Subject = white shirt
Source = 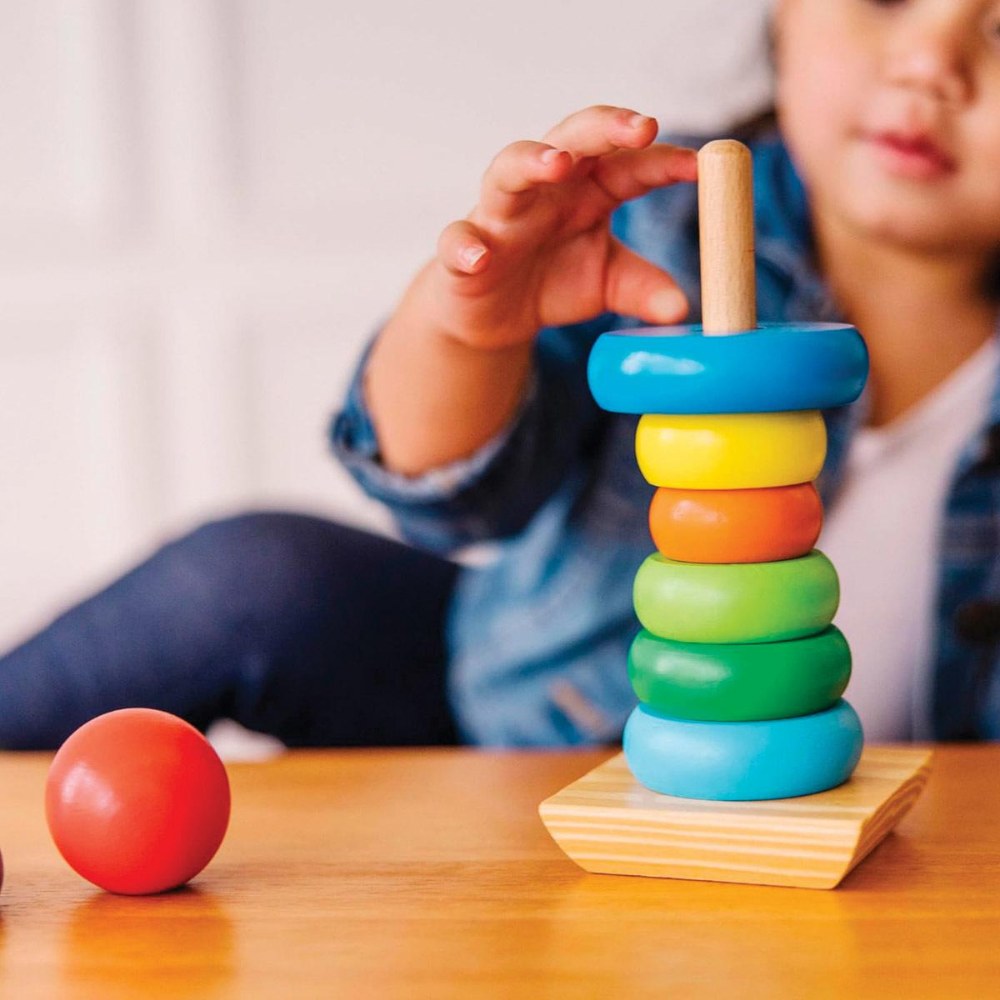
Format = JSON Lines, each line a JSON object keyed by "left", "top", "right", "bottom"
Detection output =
{"left": 819, "top": 338, "right": 999, "bottom": 741}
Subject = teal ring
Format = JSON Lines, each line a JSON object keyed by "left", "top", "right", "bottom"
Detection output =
{"left": 623, "top": 700, "right": 864, "bottom": 801}
{"left": 587, "top": 321, "right": 868, "bottom": 414}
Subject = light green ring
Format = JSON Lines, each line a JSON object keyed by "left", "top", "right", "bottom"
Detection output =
{"left": 633, "top": 550, "right": 840, "bottom": 644}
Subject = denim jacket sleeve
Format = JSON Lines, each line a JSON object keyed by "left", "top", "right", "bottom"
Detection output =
{"left": 329, "top": 313, "right": 619, "bottom": 553}
{"left": 328, "top": 149, "right": 708, "bottom": 554}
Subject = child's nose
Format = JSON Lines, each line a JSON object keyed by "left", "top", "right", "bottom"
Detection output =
{"left": 880, "top": 15, "right": 972, "bottom": 106}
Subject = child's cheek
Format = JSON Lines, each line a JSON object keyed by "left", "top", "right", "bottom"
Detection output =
{"left": 774, "top": 4, "right": 870, "bottom": 157}
{"left": 777, "top": 43, "right": 866, "bottom": 186}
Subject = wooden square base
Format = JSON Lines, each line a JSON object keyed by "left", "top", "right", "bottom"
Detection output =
{"left": 539, "top": 746, "right": 932, "bottom": 889}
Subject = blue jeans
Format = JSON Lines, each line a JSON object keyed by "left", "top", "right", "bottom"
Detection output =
{"left": 0, "top": 513, "right": 460, "bottom": 749}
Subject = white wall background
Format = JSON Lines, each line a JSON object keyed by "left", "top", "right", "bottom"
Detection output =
{"left": 0, "top": 0, "right": 772, "bottom": 651}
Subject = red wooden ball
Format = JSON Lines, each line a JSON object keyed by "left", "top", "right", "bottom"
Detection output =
{"left": 45, "top": 709, "right": 231, "bottom": 895}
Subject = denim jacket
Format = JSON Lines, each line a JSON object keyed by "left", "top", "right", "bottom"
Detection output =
{"left": 332, "top": 131, "right": 1000, "bottom": 746}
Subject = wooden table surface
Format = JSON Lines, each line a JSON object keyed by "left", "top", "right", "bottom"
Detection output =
{"left": 0, "top": 746, "right": 997, "bottom": 999}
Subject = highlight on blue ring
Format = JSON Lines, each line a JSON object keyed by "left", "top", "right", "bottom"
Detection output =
{"left": 587, "top": 322, "right": 868, "bottom": 415}
{"left": 622, "top": 699, "right": 864, "bottom": 801}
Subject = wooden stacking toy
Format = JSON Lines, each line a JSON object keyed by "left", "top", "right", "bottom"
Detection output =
{"left": 539, "top": 140, "right": 932, "bottom": 889}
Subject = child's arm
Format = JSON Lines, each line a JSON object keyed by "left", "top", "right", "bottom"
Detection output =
{"left": 364, "top": 105, "right": 698, "bottom": 477}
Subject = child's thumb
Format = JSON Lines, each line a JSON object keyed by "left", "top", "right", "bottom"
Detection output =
{"left": 605, "top": 241, "right": 688, "bottom": 325}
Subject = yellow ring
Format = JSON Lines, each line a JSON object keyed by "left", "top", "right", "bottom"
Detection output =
{"left": 635, "top": 411, "right": 826, "bottom": 489}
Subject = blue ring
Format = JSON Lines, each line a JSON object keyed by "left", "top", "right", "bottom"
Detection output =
{"left": 587, "top": 322, "right": 868, "bottom": 414}
{"left": 623, "top": 699, "right": 864, "bottom": 801}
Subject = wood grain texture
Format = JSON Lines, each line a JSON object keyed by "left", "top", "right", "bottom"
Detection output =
{"left": 539, "top": 747, "right": 931, "bottom": 889}
{"left": 0, "top": 746, "right": 996, "bottom": 999}
{"left": 697, "top": 139, "right": 756, "bottom": 334}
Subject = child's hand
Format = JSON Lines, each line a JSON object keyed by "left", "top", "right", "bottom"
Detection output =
{"left": 364, "top": 106, "right": 698, "bottom": 475}
{"left": 430, "top": 105, "right": 698, "bottom": 350}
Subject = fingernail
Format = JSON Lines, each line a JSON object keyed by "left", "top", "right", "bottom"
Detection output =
{"left": 459, "top": 245, "right": 487, "bottom": 271}
{"left": 540, "top": 147, "right": 562, "bottom": 164}
{"left": 629, "top": 114, "right": 652, "bottom": 129}
{"left": 650, "top": 288, "right": 686, "bottom": 319}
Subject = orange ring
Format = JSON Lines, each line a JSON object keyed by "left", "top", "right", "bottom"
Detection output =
{"left": 648, "top": 483, "right": 823, "bottom": 563}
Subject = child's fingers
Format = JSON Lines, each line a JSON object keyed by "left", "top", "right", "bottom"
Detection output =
{"left": 437, "top": 219, "right": 492, "bottom": 276}
{"left": 478, "top": 140, "right": 573, "bottom": 219}
{"left": 604, "top": 239, "right": 690, "bottom": 324}
{"left": 592, "top": 144, "right": 698, "bottom": 204}
{"left": 542, "top": 105, "right": 658, "bottom": 159}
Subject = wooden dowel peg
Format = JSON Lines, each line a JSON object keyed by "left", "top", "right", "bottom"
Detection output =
{"left": 698, "top": 140, "right": 756, "bottom": 335}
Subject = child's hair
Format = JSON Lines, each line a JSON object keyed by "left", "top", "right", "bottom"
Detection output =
{"left": 984, "top": 257, "right": 1000, "bottom": 301}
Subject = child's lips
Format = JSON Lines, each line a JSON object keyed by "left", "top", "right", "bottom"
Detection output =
{"left": 865, "top": 130, "right": 958, "bottom": 180}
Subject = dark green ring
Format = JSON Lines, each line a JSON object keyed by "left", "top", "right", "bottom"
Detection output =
{"left": 628, "top": 626, "right": 852, "bottom": 722}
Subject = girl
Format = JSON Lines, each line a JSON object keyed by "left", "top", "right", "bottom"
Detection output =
{"left": 3, "top": 0, "right": 1000, "bottom": 747}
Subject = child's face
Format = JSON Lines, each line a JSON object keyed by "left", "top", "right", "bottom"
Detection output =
{"left": 774, "top": 0, "right": 1000, "bottom": 258}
